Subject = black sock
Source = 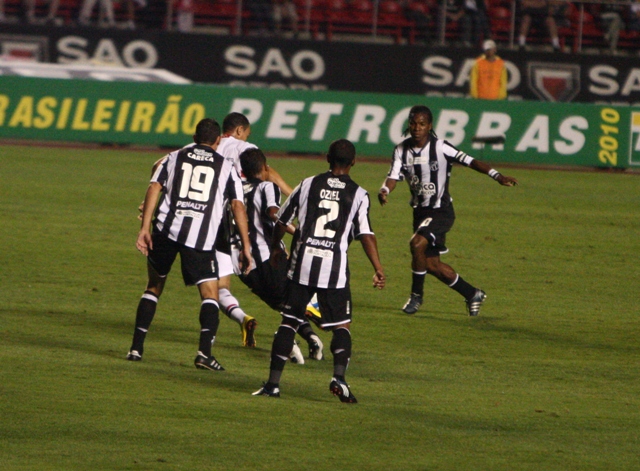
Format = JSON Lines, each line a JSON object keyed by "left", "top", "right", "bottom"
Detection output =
{"left": 411, "top": 271, "right": 426, "bottom": 297}
{"left": 449, "top": 275, "right": 476, "bottom": 300}
{"left": 198, "top": 299, "right": 220, "bottom": 357}
{"left": 130, "top": 291, "right": 158, "bottom": 355}
{"left": 268, "top": 324, "right": 297, "bottom": 383}
{"left": 331, "top": 327, "right": 351, "bottom": 378}
{"left": 297, "top": 321, "right": 315, "bottom": 344}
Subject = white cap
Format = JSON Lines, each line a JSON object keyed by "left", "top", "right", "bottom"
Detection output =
{"left": 483, "top": 39, "right": 497, "bottom": 51}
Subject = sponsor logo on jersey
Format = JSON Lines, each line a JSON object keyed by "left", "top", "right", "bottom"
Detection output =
{"left": 327, "top": 178, "right": 346, "bottom": 189}
{"left": 176, "top": 209, "right": 204, "bottom": 219}
{"left": 306, "top": 246, "right": 333, "bottom": 258}
{"left": 306, "top": 237, "right": 336, "bottom": 249}
{"left": 188, "top": 148, "right": 215, "bottom": 162}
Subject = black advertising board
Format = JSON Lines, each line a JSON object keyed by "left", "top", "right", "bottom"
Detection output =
{"left": 1, "top": 23, "right": 639, "bottom": 104}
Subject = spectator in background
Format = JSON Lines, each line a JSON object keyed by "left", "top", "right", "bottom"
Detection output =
{"left": 0, "top": 0, "right": 7, "bottom": 22}
{"left": 78, "top": 0, "right": 115, "bottom": 27}
{"left": 442, "top": 0, "right": 465, "bottom": 43}
{"left": 403, "top": 0, "right": 433, "bottom": 41}
{"left": 272, "top": 0, "right": 298, "bottom": 36}
{"left": 518, "top": 0, "right": 561, "bottom": 51}
{"left": 470, "top": 39, "right": 507, "bottom": 100}
{"left": 121, "top": 0, "right": 147, "bottom": 29}
{"left": 23, "top": 0, "right": 61, "bottom": 24}
{"left": 460, "top": 0, "right": 492, "bottom": 47}
{"left": 247, "top": 0, "right": 276, "bottom": 34}
{"left": 550, "top": 0, "right": 570, "bottom": 28}
{"left": 628, "top": 0, "right": 640, "bottom": 31}
{"left": 598, "top": 1, "right": 626, "bottom": 53}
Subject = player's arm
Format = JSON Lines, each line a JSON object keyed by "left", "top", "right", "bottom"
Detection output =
{"left": 266, "top": 166, "right": 293, "bottom": 196}
{"left": 267, "top": 206, "right": 295, "bottom": 235}
{"left": 136, "top": 182, "right": 162, "bottom": 256}
{"left": 469, "top": 159, "right": 518, "bottom": 186}
{"left": 138, "top": 156, "right": 168, "bottom": 220}
{"left": 230, "top": 199, "right": 252, "bottom": 275}
{"left": 378, "top": 177, "right": 398, "bottom": 206}
{"left": 360, "top": 234, "right": 385, "bottom": 290}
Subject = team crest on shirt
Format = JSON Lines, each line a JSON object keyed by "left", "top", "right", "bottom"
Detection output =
{"left": 327, "top": 178, "right": 346, "bottom": 189}
{"left": 430, "top": 161, "right": 439, "bottom": 172}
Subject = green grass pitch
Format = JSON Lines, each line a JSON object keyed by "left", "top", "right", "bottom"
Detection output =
{"left": 1, "top": 143, "right": 639, "bottom": 470}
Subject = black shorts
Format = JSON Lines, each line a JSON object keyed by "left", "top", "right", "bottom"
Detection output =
{"left": 147, "top": 230, "right": 219, "bottom": 286}
{"left": 412, "top": 205, "right": 456, "bottom": 256}
{"left": 239, "top": 252, "right": 289, "bottom": 311}
{"left": 281, "top": 281, "right": 352, "bottom": 330}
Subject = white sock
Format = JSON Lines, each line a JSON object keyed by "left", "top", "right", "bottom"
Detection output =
{"left": 219, "top": 288, "right": 246, "bottom": 325}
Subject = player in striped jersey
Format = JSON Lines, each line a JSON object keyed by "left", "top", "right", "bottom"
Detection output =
{"left": 253, "top": 139, "right": 385, "bottom": 403}
{"left": 126, "top": 118, "right": 252, "bottom": 371}
{"left": 378, "top": 105, "right": 518, "bottom": 316}
{"left": 213, "top": 113, "right": 293, "bottom": 348}
{"left": 237, "top": 148, "right": 324, "bottom": 362}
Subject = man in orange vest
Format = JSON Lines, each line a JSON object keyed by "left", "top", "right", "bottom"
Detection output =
{"left": 469, "top": 39, "right": 507, "bottom": 100}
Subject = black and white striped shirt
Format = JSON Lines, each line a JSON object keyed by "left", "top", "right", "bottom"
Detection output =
{"left": 244, "top": 179, "right": 283, "bottom": 265}
{"left": 152, "top": 143, "right": 243, "bottom": 251}
{"left": 277, "top": 171, "right": 374, "bottom": 289}
{"left": 387, "top": 135, "right": 474, "bottom": 209}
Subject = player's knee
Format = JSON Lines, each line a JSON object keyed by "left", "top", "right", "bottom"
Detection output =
{"left": 409, "top": 235, "right": 428, "bottom": 254}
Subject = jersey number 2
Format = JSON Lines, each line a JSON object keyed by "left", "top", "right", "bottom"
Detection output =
{"left": 314, "top": 200, "right": 339, "bottom": 238}
{"left": 179, "top": 163, "right": 215, "bottom": 202}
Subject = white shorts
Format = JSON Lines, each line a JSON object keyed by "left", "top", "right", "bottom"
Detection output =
{"left": 216, "top": 250, "right": 234, "bottom": 278}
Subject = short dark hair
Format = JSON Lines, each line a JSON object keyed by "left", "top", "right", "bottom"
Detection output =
{"left": 194, "top": 118, "right": 221, "bottom": 144}
{"left": 327, "top": 139, "right": 355, "bottom": 168}
{"left": 223, "top": 112, "right": 250, "bottom": 133}
{"left": 240, "top": 148, "right": 267, "bottom": 180}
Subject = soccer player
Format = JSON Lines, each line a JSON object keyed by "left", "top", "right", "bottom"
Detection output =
{"left": 213, "top": 112, "right": 293, "bottom": 348}
{"left": 126, "top": 118, "right": 252, "bottom": 371}
{"left": 378, "top": 105, "right": 518, "bottom": 316}
{"left": 253, "top": 139, "right": 385, "bottom": 403}
{"left": 238, "top": 147, "right": 324, "bottom": 361}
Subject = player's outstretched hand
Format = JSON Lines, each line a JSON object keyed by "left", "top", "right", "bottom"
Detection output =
{"left": 378, "top": 190, "right": 388, "bottom": 206}
{"left": 373, "top": 269, "right": 385, "bottom": 290}
{"left": 136, "top": 230, "right": 152, "bottom": 256}
{"left": 498, "top": 174, "right": 518, "bottom": 187}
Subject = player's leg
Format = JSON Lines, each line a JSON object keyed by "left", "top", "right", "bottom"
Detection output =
{"left": 127, "top": 231, "right": 175, "bottom": 360}
{"left": 194, "top": 279, "right": 224, "bottom": 370}
{"left": 217, "top": 250, "right": 257, "bottom": 347}
{"left": 253, "top": 282, "right": 311, "bottom": 397}
{"left": 403, "top": 232, "right": 429, "bottom": 314}
{"left": 181, "top": 247, "right": 225, "bottom": 370}
{"left": 317, "top": 287, "right": 357, "bottom": 404}
{"left": 425, "top": 252, "right": 486, "bottom": 316}
{"left": 297, "top": 320, "right": 324, "bottom": 360}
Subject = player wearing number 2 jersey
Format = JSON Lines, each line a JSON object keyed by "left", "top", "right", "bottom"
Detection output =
{"left": 378, "top": 105, "right": 518, "bottom": 316}
{"left": 253, "top": 139, "right": 385, "bottom": 403}
{"left": 126, "top": 118, "right": 252, "bottom": 371}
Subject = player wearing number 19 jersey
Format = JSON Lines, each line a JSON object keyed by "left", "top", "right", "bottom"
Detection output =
{"left": 126, "top": 118, "right": 252, "bottom": 371}
{"left": 252, "top": 139, "right": 385, "bottom": 403}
